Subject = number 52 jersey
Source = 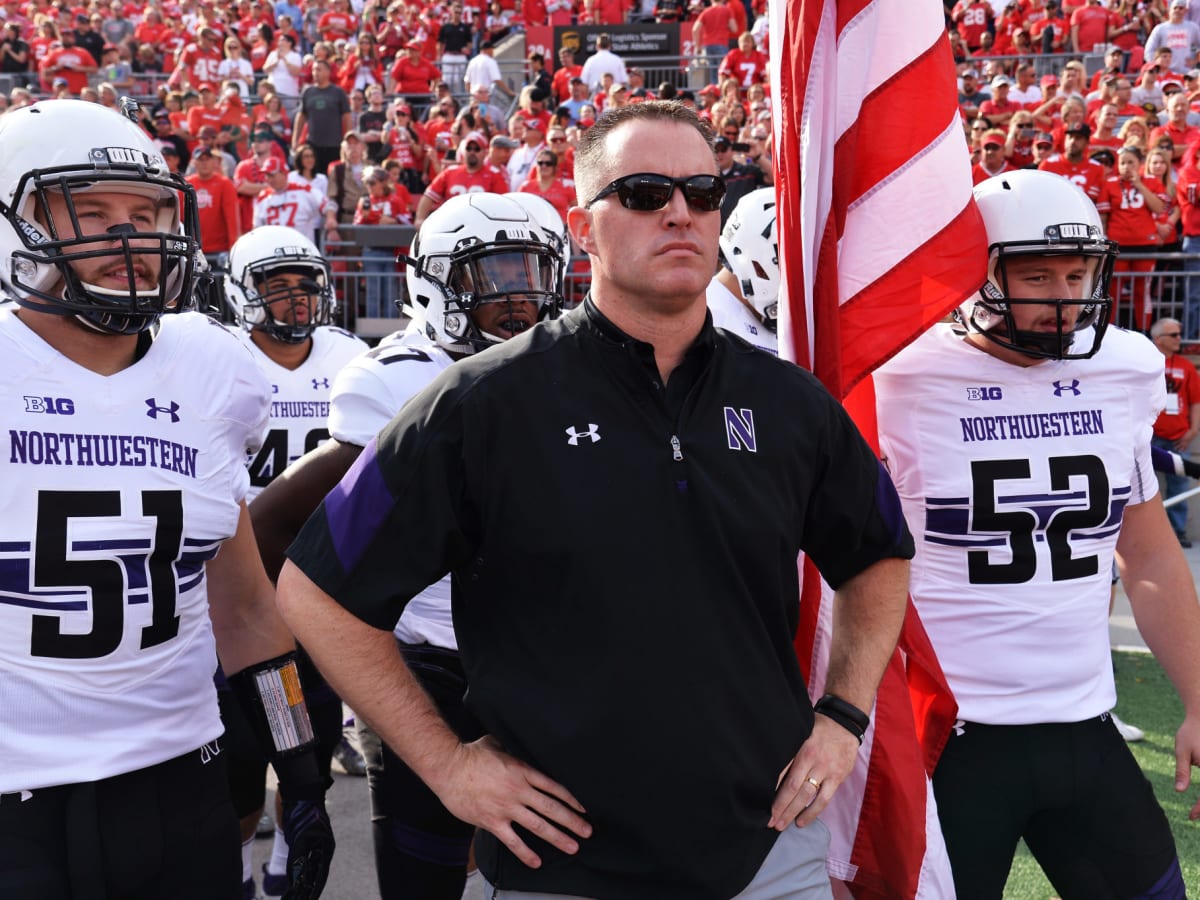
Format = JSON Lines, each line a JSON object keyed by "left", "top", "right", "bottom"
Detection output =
{"left": 874, "top": 324, "right": 1165, "bottom": 726}
{"left": 0, "top": 310, "right": 270, "bottom": 793}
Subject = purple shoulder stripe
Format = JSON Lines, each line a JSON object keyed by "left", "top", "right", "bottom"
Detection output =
{"left": 326, "top": 437, "right": 395, "bottom": 574}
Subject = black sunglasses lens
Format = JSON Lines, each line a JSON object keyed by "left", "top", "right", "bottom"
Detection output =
{"left": 681, "top": 176, "right": 725, "bottom": 211}
{"left": 616, "top": 175, "right": 674, "bottom": 211}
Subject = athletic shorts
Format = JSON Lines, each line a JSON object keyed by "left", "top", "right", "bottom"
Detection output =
{"left": 932, "top": 714, "right": 1183, "bottom": 900}
{"left": 0, "top": 743, "right": 241, "bottom": 900}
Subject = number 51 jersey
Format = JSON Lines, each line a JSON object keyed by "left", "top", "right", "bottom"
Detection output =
{"left": 874, "top": 324, "right": 1164, "bottom": 726}
{"left": 0, "top": 310, "right": 270, "bottom": 793}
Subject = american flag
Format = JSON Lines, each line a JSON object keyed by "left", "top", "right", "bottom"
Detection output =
{"left": 769, "top": 0, "right": 988, "bottom": 896}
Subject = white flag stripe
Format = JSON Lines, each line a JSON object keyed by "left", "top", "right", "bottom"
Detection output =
{"left": 837, "top": 116, "right": 976, "bottom": 299}
{"left": 832, "top": 0, "right": 948, "bottom": 141}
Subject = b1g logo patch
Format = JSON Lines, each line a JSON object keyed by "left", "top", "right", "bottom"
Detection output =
{"left": 24, "top": 396, "right": 75, "bottom": 415}
{"left": 966, "top": 386, "right": 1003, "bottom": 401}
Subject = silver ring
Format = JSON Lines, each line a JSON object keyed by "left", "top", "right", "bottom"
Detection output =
{"left": 806, "top": 777, "right": 822, "bottom": 790}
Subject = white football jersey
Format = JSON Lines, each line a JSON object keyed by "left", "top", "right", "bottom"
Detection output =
{"left": 874, "top": 324, "right": 1164, "bottom": 725}
{"left": 328, "top": 324, "right": 457, "bottom": 647}
{"left": 706, "top": 279, "right": 778, "bottom": 355}
{"left": 0, "top": 310, "right": 270, "bottom": 792}
{"left": 237, "top": 325, "right": 367, "bottom": 501}
{"left": 252, "top": 185, "right": 327, "bottom": 238}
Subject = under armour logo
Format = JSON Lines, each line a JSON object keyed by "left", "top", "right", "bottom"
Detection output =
{"left": 1052, "top": 379, "right": 1081, "bottom": 397}
{"left": 565, "top": 424, "right": 601, "bottom": 445}
{"left": 145, "top": 398, "right": 180, "bottom": 422}
{"left": 724, "top": 406, "right": 757, "bottom": 452}
{"left": 312, "top": 377, "right": 330, "bottom": 389}
{"left": 199, "top": 740, "right": 223, "bottom": 765}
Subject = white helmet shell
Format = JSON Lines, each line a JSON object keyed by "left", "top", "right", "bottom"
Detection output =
{"left": 719, "top": 187, "right": 778, "bottom": 330}
{"left": 0, "top": 99, "right": 199, "bottom": 334}
{"left": 226, "top": 225, "right": 335, "bottom": 343}
{"left": 404, "top": 192, "right": 563, "bottom": 355}
{"left": 962, "top": 169, "right": 1116, "bottom": 360}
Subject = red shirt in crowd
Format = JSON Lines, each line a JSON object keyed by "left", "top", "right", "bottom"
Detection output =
{"left": 1098, "top": 174, "right": 1166, "bottom": 246}
{"left": 187, "top": 171, "right": 241, "bottom": 253}
{"left": 1038, "top": 154, "right": 1106, "bottom": 201}
{"left": 1157, "top": 353, "right": 1200, "bottom": 443}
{"left": 422, "top": 164, "right": 510, "bottom": 206}
{"left": 390, "top": 54, "right": 441, "bottom": 94}
{"left": 719, "top": 47, "right": 768, "bottom": 87}
{"left": 519, "top": 173, "right": 576, "bottom": 223}
{"left": 1070, "top": 3, "right": 1110, "bottom": 52}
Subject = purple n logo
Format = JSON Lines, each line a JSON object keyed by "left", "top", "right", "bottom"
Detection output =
{"left": 724, "top": 407, "right": 757, "bottom": 452}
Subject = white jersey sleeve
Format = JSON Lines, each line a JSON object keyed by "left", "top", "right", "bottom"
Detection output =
{"left": 706, "top": 278, "right": 778, "bottom": 356}
{"left": 873, "top": 324, "right": 1162, "bottom": 726}
{"left": 239, "top": 325, "right": 367, "bottom": 501}
{"left": 0, "top": 311, "right": 270, "bottom": 792}
{"left": 327, "top": 325, "right": 454, "bottom": 446}
{"left": 328, "top": 325, "right": 457, "bottom": 647}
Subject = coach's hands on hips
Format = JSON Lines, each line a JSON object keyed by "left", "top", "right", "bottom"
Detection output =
{"left": 280, "top": 790, "right": 335, "bottom": 899}
{"left": 433, "top": 734, "right": 591, "bottom": 869}
{"left": 769, "top": 715, "right": 862, "bottom": 830}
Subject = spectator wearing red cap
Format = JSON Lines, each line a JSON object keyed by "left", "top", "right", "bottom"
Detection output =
{"left": 383, "top": 101, "right": 431, "bottom": 194}
{"left": 507, "top": 116, "right": 546, "bottom": 186}
{"left": 389, "top": 40, "right": 442, "bottom": 97}
{"left": 187, "top": 144, "right": 242, "bottom": 262}
{"left": 170, "top": 25, "right": 222, "bottom": 91}
{"left": 1132, "top": 65, "right": 1167, "bottom": 113}
{"left": 38, "top": 28, "right": 97, "bottom": 95}
{"left": 972, "top": 129, "right": 1013, "bottom": 184}
{"left": 415, "top": 129, "right": 508, "bottom": 225}
{"left": 1038, "top": 121, "right": 1106, "bottom": 201}
{"left": 254, "top": 156, "right": 330, "bottom": 242}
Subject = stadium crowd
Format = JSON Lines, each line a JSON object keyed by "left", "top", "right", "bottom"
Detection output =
{"left": 952, "top": 0, "right": 1200, "bottom": 334}
{"left": 0, "top": 0, "right": 775, "bottom": 318}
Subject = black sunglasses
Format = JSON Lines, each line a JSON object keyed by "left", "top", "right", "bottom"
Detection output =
{"left": 585, "top": 172, "right": 725, "bottom": 212}
{"left": 537, "top": 159, "right": 555, "bottom": 166}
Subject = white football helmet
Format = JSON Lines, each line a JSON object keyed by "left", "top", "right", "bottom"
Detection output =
{"left": 0, "top": 99, "right": 199, "bottom": 335}
{"left": 225, "top": 225, "right": 335, "bottom": 343}
{"left": 719, "top": 187, "right": 778, "bottom": 331}
{"left": 403, "top": 192, "right": 563, "bottom": 355}
{"left": 960, "top": 169, "right": 1116, "bottom": 360}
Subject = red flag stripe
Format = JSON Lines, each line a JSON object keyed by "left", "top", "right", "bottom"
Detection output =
{"left": 839, "top": 204, "right": 987, "bottom": 394}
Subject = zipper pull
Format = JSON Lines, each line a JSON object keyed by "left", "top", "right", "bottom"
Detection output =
{"left": 670, "top": 435, "right": 683, "bottom": 461}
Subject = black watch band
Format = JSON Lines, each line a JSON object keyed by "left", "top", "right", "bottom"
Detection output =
{"left": 814, "top": 693, "right": 870, "bottom": 744}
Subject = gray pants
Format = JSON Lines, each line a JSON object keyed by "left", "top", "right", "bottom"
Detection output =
{"left": 481, "top": 821, "right": 832, "bottom": 899}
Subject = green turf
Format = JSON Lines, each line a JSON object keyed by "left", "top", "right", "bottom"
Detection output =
{"left": 1000, "top": 650, "right": 1200, "bottom": 898}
